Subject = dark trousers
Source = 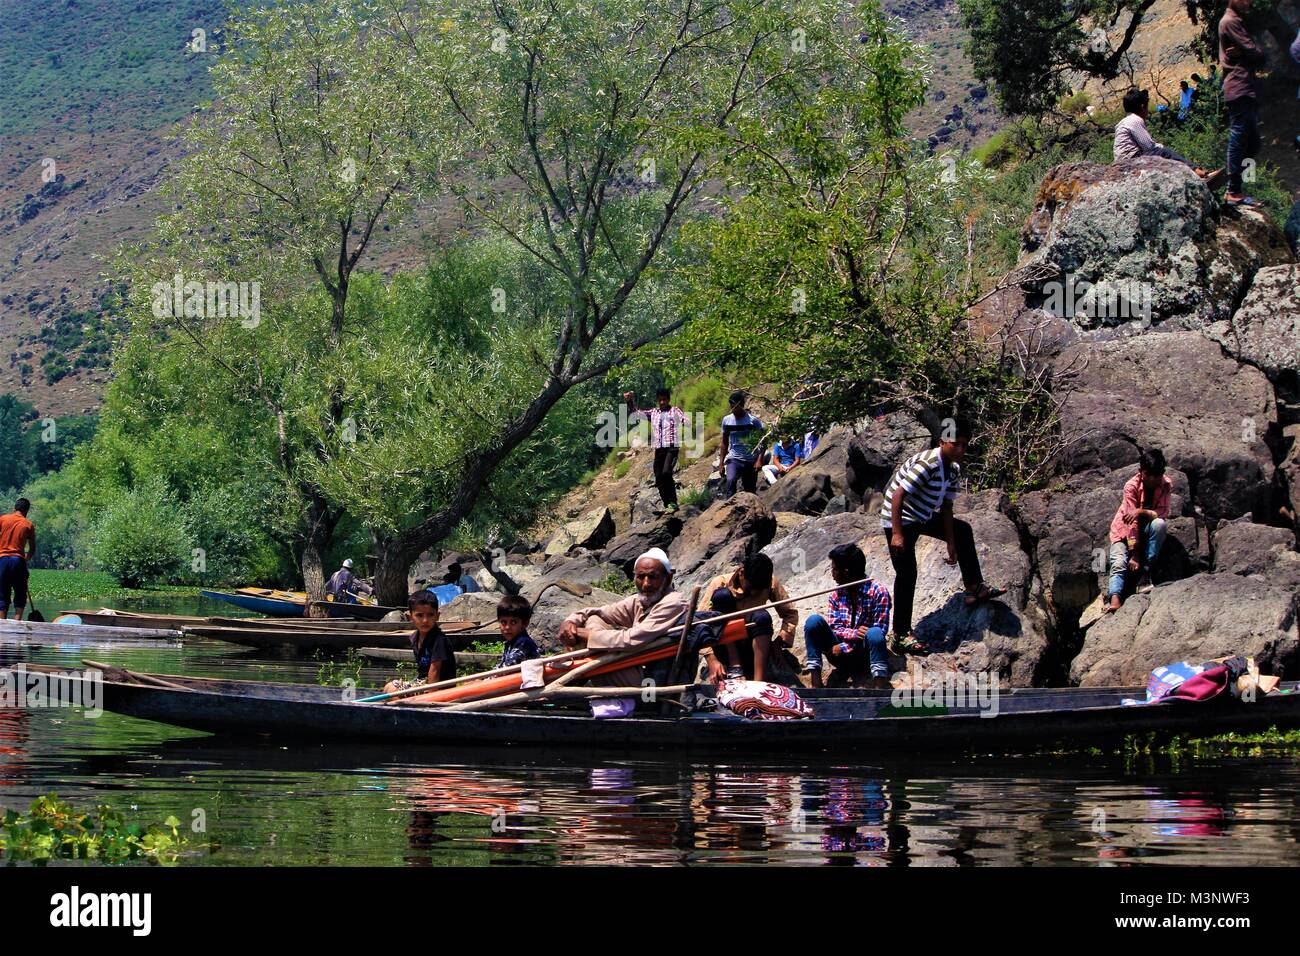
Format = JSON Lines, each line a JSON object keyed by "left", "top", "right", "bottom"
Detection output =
{"left": 0, "top": 555, "right": 29, "bottom": 615}
{"left": 703, "top": 588, "right": 773, "bottom": 679}
{"left": 1226, "top": 96, "right": 1260, "bottom": 194}
{"left": 884, "top": 515, "right": 983, "bottom": 637}
{"left": 725, "top": 458, "right": 757, "bottom": 498}
{"left": 653, "top": 447, "right": 679, "bottom": 507}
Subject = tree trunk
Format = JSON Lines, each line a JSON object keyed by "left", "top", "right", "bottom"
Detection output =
{"left": 301, "top": 497, "right": 341, "bottom": 618}
{"left": 371, "top": 542, "right": 416, "bottom": 608}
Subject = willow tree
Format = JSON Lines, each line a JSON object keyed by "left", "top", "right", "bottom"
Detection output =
{"left": 120, "top": 1, "right": 450, "bottom": 602}
{"left": 121, "top": 0, "right": 931, "bottom": 605}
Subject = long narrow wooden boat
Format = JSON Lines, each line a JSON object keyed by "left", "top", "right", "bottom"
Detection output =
{"left": 0, "top": 619, "right": 182, "bottom": 643}
{"left": 200, "top": 589, "right": 306, "bottom": 617}
{"left": 310, "top": 599, "right": 405, "bottom": 621}
{"left": 17, "top": 665, "right": 1300, "bottom": 751}
{"left": 57, "top": 609, "right": 217, "bottom": 630}
{"left": 182, "top": 619, "right": 480, "bottom": 653}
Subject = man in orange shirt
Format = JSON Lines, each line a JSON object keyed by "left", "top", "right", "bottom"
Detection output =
{"left": 0, "top": 498, "right": 36, "bottom": 620}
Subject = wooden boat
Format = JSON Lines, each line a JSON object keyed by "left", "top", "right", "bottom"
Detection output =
{"left": 200, "top": 589, "right": 305, "bottom": 616}
{"left": 310, "top": 599, "right": 405, "bottom": 621}
{"left": 360, "top": 646, "right": 500, "bottom": 667}
{"left": 182, "top": 619, "right": 481, "bottom": 653}
{"left": 0, "top": 618, "right": 182, "bottom": 643}
{"left": 18, "top": 664, "right": 1300, "bottom": 751}
{"left": 57, "top": 608, "right": 215, "bottom": 630}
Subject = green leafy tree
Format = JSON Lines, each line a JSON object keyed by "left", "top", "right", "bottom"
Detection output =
{"left": 0, "top": 394, "right": 39, "bottom": 490}
{"left": 670, "top": 8, "right": 1064, "bottom": 491}
{"left": 89, "top": 476, "right": 195, "bottom": 588}
{"left": 958, "top": 0, "right": 1158, "bottom": 116}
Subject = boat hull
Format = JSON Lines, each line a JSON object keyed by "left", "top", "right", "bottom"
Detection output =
{"left": 200, "top": 590, "right": 305, "bottom": 617}
{"left": 22, "top": 669, "right": 1300, "bottom": 752}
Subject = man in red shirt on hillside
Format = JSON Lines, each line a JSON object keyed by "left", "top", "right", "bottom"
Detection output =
{"left": 0, "top": 498, "right": 36, "bottom": 620}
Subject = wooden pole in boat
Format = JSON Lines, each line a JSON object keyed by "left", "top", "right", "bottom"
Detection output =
{"left": 665, "top": 585, "right": 702, "bottom": 701}
{"left": 357, "top": 578, "right": 872, "bottom": 705}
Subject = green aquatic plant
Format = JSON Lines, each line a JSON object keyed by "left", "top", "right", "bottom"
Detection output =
{"left": 0, "top": 794, "right": 205, "bottom": 865}
{"left": 315, "top": 647, "right": 364, "bottom": 687}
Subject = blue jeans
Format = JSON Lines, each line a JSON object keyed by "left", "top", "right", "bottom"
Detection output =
{"left": 1226, "top": 97, "right": 1260, "bottom": 194}
{"left": 804, "top": 613, "right": 889, "bottom": 678}
{"left": 1107, "top": 517, "right": 1167, "bottom": 596}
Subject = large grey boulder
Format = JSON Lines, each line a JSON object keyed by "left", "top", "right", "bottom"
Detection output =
{"left": 1212, "top": 521, "right": 1300, "bottom": 590}
{"left": 670, "top": 493, "right": 776, "bottom": 578}
{"left": 845, "top": 413, "right": 932, "bottom": 499}
{"left": 760, "top": 503, "right": 1052, "bottom": 686}
{"left": 523, "top": 553, "right": 613, "bottom": 601}
{"left": 1054, "top": 331, "right": 1275, "bottom": 519}
{"left": 1019, "top": 159, "right": 1291, "bottom": 329}
{"left": 600, "top": 509, "right": 694, "bottom": 576}
{"left": 543, "top": 507, "right": 616, "bottom": 556}
{"left": 761, "top": 426, "right": 854, "bottom": 515}
{"left": 1070, "top": 574, "right": 1299, "bottom": 686}
{"left": 1205, "top": 264, "right": 1300, "bottom": 383}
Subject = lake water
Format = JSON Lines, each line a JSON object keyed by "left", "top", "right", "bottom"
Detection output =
{"left": 2, "top": 595, "right": 1300, "bottom": 866}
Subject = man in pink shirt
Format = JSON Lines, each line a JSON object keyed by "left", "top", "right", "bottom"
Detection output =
{"left": 624, "top": 388, "right": 690, "bottom": 511}
{"left": 1104, "top": 448, "right": 1172, "bottom": 612}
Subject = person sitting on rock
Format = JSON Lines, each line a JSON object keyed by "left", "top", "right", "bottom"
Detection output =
{"left": 557, "top": 548, "right": 688, "bottom": 691}
{"left": 880, "top": 417, "right": 1004, "bottom": 654}
{"left": 1104, "top": 447, "right": 1172, "bottom": 613}
{"left": 1114, "top": 88, "right": 1220, "bottom": 187}
{"left": 803, "top": 544, "right": 891, "bottom": 689}
{"left": 443, "top": 562, "right": 480, "bottom": 593}
{"left": 699, "top": 552, "right": 798, "bottom": 683}
{"left": 761, "top": 435, "right": 802, "bottom": 487}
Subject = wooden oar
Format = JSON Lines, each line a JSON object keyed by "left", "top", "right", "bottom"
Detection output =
{"left": 355, "top": 647, "right": 592, "bottom": 703}
{"left": 664, "top": 585, "right": 702, "bottom": 709}
{"left": 360, "top": 577, "right": 868, "bottom": 706}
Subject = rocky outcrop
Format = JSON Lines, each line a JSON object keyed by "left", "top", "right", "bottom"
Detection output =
{"left": 1019, "top": 158, "right": 1291, "bottom": 329}
{"left": 1054, "top": 332, "right": 1276, "bottom": 520}
{"left": 760, "top": 501, "right": 1052, "bottom": 687}
{"left": 544, "top": 507, "right": 616, "bottom": 556}
{"left": 845, "top": 413, "right": 932, "bottom": 501}
{"left": 760, "top": 427, "right": 855, "bottom": 515}
{"left": 600, "top": 509, "right": 694, "bottom": 575}
{"left": 670, "top": 493, "right": 776, "bottom": 578}
{"left": 1070, "top": 574, "right": 1299, "bottom": 686}
{"left": 1205, "top": 264, "right": 1300, "bottom": 387}
{"left": 1212, "top": 521, "right": 1300, "bottom": 589}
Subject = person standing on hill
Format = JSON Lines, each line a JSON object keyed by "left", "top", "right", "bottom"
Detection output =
{"left": 718, "top": 391, "right": 764, "bottom": 498}
{"left": 625, "top": 387, "right": 690, "bottom": 512}
{"left": 0, "top": 498, "right": 35, "bottom": 620}
{"left": 1219, "top": 0, "right": 1268, "bottom": 206}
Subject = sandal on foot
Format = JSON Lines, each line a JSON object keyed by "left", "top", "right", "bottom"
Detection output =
{"left": 963, "top": 584, "right": 1007, "bottom": 607}
{"left": 890, "top": 633, "right": 928, "bottom": 656}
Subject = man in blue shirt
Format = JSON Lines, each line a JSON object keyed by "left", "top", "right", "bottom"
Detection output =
{"left": 761, "top": 434, "right": 802, "bottom": 486}
{"left": 718, "top": 391, "right": 764, "bottom": 498}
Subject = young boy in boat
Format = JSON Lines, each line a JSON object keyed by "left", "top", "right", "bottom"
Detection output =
{"left": 698, "top": 552, "right": 797, "bottom": 683}
{"left": 496, "top": 593, "right": 540, "bottom": 667}
{"left": 803, "top": 543, "right": 892, "bottom": 689}
{"left": 1104, "top": 447, "right": 1172, "bottom": 613}
{"left": 880, "top": 417, "right": 1003, "bottom": 654}
{"left": 382, "top": 591, "right": 462, "bottom": 693}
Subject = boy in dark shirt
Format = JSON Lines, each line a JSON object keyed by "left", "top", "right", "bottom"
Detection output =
{"left": 496, "top": 593, "right": 540, "bottom": 667}
{"left": 381, "top": 592, "right": 460, "bottom": 693}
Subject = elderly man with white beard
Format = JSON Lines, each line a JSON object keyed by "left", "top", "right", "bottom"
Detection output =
{"left": 556, "top": 548, "right": 689, "bottom": 691}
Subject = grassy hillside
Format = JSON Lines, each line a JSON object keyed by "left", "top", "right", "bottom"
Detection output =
{"left": 0, "top": 0, "right": 223, "bottom": 137}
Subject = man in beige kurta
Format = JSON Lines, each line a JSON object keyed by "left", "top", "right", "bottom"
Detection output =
{"left": 557, "top": 549, "right": 688, "bottom": 688}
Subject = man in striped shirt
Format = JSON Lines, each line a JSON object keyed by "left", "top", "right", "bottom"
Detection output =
{"left": 625, "top": 387, "right": 690, "bottom": 511}
{"left": 880, "top": 419, "right": 1003, "bottom": 651}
